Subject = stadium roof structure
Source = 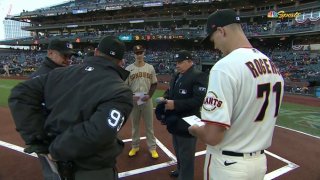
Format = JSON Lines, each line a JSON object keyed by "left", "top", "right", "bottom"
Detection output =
{"left": 1, "top": 0, "right": 319, "bottom": 46}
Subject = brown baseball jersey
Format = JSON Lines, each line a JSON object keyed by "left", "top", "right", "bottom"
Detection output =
{"left": 126, "top": 63, "right": 157, "bottom": 93}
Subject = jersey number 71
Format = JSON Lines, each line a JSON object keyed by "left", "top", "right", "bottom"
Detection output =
{"left": 255, "top": 82, "right": 282, "bottom": 122}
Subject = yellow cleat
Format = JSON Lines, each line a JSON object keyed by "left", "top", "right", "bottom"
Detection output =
{"left": 128, "top": 148, "right": 139, "bottom": 157}
{"left": 150, "top": 150, "right": 159, "bottom": 159}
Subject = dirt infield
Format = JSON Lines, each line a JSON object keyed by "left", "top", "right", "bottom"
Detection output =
{"left": 0, "top": 75, "right": 319, "bottom": 179}
{"left": 1, "top": 106, "right": 320, "bottom": 180}
{"left": 283, "top": 94, "right": 320, "bottom": 107}
{"left": 0, "top": 76, "right": 28, "bottom": 80}
{"left": 2, "top": 75, "right": 319, "bottom": 107}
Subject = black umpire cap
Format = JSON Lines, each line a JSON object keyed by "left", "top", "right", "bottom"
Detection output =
{"left": 97, "top": 36, "right": 126, "bottom": 60}
{"left": 202, "top": 9, "right": 241, "bottom": 43}
{"left": 48, "top": 39, "right": 76, "bottom": 55}
{"left": 174, "top": 50, "right": 192, "bottom": 62}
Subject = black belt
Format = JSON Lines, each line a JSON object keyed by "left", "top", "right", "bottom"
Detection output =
{"left": 222, "top": 150, "right": 264, "bottom": 157}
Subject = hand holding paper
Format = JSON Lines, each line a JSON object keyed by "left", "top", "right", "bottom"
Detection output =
{"left": 182, "top": 115, "right": 205, "bottom": 127}
{"left": 134, "top": 92, "right": 147, "bottom": 105}
{"left": 141, "top": 94, "right": 150, "bottom": 102}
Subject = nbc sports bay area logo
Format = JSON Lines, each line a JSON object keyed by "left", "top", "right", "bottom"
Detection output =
{"left": 203, "top": 91, "right": 223, "bottom": 111}
{"left": 267, "top": 11, "right": 301, "bottom": 19}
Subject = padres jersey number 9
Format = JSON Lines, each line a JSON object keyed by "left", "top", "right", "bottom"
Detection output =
{"left": 255, "top": 82, "right": 282, "bottom": 122}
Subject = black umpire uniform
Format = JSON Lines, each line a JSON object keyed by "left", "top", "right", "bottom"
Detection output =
{"left": 29, "top": 57, "right": 63, "bottom": 78}
{"left": 28, "top": 39, "right": 75, "bottom": 180}
{"left": 160, "top": 50, "right": 208, "bottom": 180}
{"left": 8, "top": 36, "right": 133, "bottom": 180}
{"left": 29, "top": 39, "right": 75, "bottom": 78}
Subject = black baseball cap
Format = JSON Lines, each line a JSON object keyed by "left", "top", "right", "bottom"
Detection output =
{"left": 97, "top": 36, "right": 126, "bottom": 60}
{"left": 48, "top": 39, "right": 75, "bottom": 55}
{"left": 174, "top": 50, "right": 192, "bottom": 62}
{"left": 202, "top": 9, "right": 241, "bottom": 43}
{"left": 133, "top": 45, "right": 145, "bottom": 53}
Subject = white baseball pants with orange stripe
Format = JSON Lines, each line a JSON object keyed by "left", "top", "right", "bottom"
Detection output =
{"left": 204, "top": 148, "right": 267, "bottom": 180}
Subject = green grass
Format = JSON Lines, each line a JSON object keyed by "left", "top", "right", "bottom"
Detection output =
{"left": 276, "top": 102, "right": 320, "bottom": 136}
{"left": 1, "top": 79, "right": 319, "bottom": 137}
{"left": 152, "top": 89, "right": 165, "bottom": 106}
{"left": 0, "top": 79, "right": 22, "bottom": 107}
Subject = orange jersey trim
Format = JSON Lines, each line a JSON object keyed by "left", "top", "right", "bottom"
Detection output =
{"left": 201, "top": 120, "right": 230, "bottom": 129}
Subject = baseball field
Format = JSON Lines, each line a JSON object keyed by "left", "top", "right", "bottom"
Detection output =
{"left": 0, "top": 77, "right": 320, "bottom": 180}
{"left": 1, "top": 79, "right": 319, "bottom": 136}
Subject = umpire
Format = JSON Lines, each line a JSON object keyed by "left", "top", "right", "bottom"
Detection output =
{"left": 28, "top": 38, "right": 75, "bottom": 180}
{"left": 30, "top": 39, "right": 75, "bottom": 78}
{"left": 157, "top": 50, "right": 208, "bottom": 180}
{"left": 8, "top": 36, "right": 133, "bottom": 180}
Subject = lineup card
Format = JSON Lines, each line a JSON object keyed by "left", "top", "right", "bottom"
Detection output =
{"left": 182, "top": 115, "right": 205, "bottom": 126}
{"left": 134, "top": 92, "right": 147, "bottom": 105}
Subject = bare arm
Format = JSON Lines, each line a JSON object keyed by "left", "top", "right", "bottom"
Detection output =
{"left": 189, "top": 123, "right": 226, "bottom": 146}
{"left": 148, "top": 83, "right": 157, "bottom": 97}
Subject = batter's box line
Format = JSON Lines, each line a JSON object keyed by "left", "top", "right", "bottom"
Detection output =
{"left": 193, "top": 150, "right": 299, "bottom": 180}
{"left": 119, "top": 137, "right": 177, "bottom": 178}
{"left": 0, "top": 137, "right": 178, "bottom": 179}
{"left": 264, "top": 150, "right": 299, "bottom": 180}
{"left": 0, "top": 138, "right": 299, "bottom": 179}
{"left": 0, "top": 140, "right": 38, "bottom": 157}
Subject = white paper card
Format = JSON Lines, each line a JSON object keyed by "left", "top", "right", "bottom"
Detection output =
{"left": 134, "top": 92, "right": 147, "bottom": 105}
{"left": 182, "top": 115, "right": 205, "bottom": 126}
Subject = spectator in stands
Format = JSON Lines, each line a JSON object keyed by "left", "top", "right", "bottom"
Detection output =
{"left": 29, "top": 39, "right": 75, "bottom": 78}
{"left": 3, "top": 64, "right": 10, "bottom": 76}
{"left": 85, "top": 51, "right": 95, "bottom": 57}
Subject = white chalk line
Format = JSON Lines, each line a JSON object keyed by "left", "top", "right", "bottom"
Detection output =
{"left": 276, "top": 125, "right": 320, "bottom": 139}
{"left": 0, "top": 137, "right": 299, "bottom": 179}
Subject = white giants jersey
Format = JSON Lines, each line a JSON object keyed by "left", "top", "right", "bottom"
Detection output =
{"left": 126, "top": 63, "right": 157, "bottom": 93}
{"left": 201, "top": 48, "right": 284, "bottom": 153}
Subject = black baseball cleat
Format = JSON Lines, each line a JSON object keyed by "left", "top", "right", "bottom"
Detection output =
{"left": 169, "top": 170, "right": 179, "bottom": 178}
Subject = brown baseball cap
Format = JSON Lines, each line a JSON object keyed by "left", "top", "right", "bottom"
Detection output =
{"left": 133, "top": 45, "right": 145, "bottom": 53}
{"left": 202, "top": 9, "right": 241, "bottom": 43}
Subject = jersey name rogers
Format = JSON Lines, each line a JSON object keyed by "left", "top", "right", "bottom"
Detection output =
{"left": 245, "top": 58, "right": 280, "bottom": 78}
{"left": 201, "top": 48, "right": 284, "bottom": 153}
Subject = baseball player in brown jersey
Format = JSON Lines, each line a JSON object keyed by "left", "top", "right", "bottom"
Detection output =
{"left": 189, "top": 9, "right": 284, "bottom": 180}
{"left": 126, "top": 45, "right": 159, "bottom": 158}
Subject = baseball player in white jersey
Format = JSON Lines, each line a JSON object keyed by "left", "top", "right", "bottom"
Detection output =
{"left": 189, "top": 9, "right": 284, "bottom": 180}
{"left": 126, "top": 45, "right": 159, "bottom": 158}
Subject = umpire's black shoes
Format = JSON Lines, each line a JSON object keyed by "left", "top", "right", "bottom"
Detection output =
{"left": 170, "top": 170, "right": 179, "bottom": 178}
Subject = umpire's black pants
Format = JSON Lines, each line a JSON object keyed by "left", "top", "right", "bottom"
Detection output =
{"left": 75, "top": 167, "right": 118, "bottom": 180}
{"left": 37, "top": 154, "right": 118, "bottom": 180}
{"left": 172, "top": 134, "right": 197, "bottom": 180}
